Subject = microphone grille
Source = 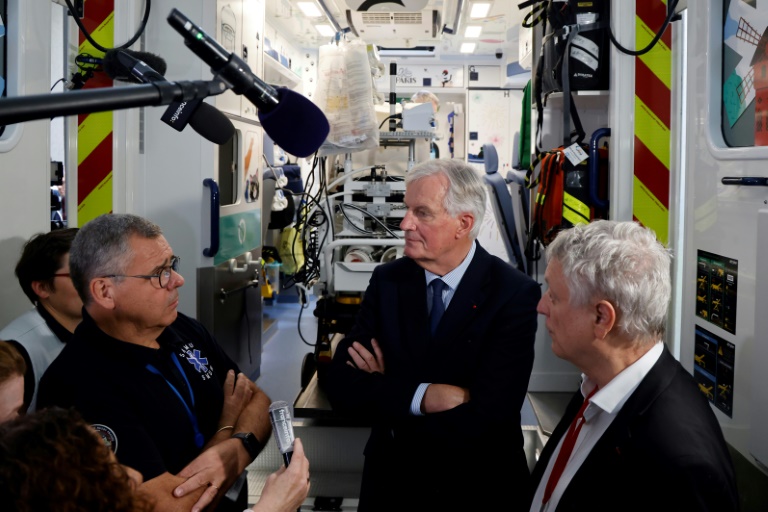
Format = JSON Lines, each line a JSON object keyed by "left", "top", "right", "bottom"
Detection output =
{"left": 188, "top": 103, "right": 235, "bottom": 145}
{"left": 269, "top": 400, "right": 291, "bottom": 412}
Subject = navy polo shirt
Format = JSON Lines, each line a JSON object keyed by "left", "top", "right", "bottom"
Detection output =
{"left": 38, "top": 310, "right": 239, "bottom": 480}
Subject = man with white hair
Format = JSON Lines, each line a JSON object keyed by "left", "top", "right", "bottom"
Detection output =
{"left": 531, "top": 220, "right": 738, "bottom": 511}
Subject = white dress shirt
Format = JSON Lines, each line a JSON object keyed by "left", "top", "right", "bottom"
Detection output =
{"left": 530, "top": 342, "right": 664, "bottom": 512}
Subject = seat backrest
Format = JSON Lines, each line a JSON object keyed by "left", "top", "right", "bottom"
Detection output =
{"left": 481, "top": 144, "right": 526, "bottom": 273}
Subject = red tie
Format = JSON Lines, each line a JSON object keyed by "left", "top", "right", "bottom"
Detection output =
{"left": 542, "top": 387, "right": 598, "bottom": 505}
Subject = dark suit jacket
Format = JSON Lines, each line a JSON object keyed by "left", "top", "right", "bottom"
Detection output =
{"left": 529, "top": 348, "right": 739, "bottom": 512}
{"left": 319, "top": 242, "right": 541, "bottom": 511}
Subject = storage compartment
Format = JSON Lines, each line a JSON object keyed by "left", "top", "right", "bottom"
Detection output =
{"left": 333, "top": 262, "right": 379, "bottom": 292}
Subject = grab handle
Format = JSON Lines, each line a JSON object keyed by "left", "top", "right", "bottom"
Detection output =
{"left": 589, "top": 127, "right": 611, "bottom": 211}
{"left": 203, "top": 178, "right": 220, "bottom": 257}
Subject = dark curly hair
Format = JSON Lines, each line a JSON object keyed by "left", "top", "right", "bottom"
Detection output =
{"left": 0, "top": 407, "right": 154, "bottom": 512}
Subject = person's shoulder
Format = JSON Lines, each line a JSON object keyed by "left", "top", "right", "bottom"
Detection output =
{"left": 170, "top": 312, "right": 214, "bottom": 340}
{"left": 173, "top": 311, "right": 208, "bottom": 331}
{"left": 476, "top": 246, "right": 537, "bottom": 283}
{"left": 0, "top": 308, "right": 47, "bottom": 339}
{"left": 375, "top": 255, "right": 417, "bottom": 275}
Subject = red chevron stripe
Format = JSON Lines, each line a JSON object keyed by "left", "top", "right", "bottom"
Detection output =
{"left": 634, "top": 135, "right": 669, "bottom": 208}
{"left": 78, "top": 132, "right": 113, "bottom": 199}
{"left": 635, "top": 58, "right": 671, "bottom": 129}
{"left": 637, "top": 0, "right": 672, "bottom": 49}
{"left": 78, "top": 2, "right": 114, "bottom": 40}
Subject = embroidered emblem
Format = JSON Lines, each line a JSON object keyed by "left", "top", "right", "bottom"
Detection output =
{"left": 185, "top": 349, "right": 209, "bottom": 373}
{"left": 92, "top": 424, "right": 118, "bottom": 453}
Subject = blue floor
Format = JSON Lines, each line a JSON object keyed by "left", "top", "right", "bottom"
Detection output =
{"left": 257, "top": 296, "right": 318, "bottom": 405}
{"left": 256, "top": 295, "right": 537, "bottom": 426}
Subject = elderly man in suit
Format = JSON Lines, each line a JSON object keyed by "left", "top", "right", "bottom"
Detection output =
{"left": 319, "top": 158, "right": 541, "bottom": 511}
{"left": 530, "top": 220, "right": 738, "bottom": 511}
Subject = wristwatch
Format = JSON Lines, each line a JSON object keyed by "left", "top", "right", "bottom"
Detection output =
{"left": 232, "top": 432, "right": 262, "bottom": 460}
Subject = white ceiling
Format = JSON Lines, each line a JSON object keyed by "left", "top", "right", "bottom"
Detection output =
{"left": 265, "top": 0, "right": 528, "bottom": 62}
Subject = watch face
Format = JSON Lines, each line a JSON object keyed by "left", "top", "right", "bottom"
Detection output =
{"left": 234, "top": 432, "right": 259, "bottom": 458}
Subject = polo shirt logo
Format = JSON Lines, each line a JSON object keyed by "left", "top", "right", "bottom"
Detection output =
{"left": 185, "top": 349, "right": 209, "bottom": 373}
{"left": 92, "top": 424, "right": 118, "bottom": 453}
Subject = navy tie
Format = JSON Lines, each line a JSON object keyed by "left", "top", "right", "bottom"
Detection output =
{"left": 430, "top": 279, "right": 447, "bottom": 336}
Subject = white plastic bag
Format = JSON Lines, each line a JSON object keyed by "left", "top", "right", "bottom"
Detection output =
{"left": 315, "top": 40, "right": 379, "bottom": 156}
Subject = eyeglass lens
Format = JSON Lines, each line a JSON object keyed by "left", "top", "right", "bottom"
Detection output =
{"left": 159, "top": 256, "right": 180, "bottom": 287}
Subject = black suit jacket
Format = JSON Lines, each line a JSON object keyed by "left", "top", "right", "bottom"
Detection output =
{"left": 319, "top": 243, "right": 541, "bottom": 511}
{"left": 529, "top": 348, "right": 739, "bottom": 511}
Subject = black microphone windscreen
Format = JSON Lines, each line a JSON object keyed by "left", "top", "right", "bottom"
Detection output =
{"left": 189, "top": 102, "right": 235, "bottom": 145}
{"left": 258, "top": 88, "right": 330, "bottom": 158}
{"left": 102, "top": 49, "right": 168, "bottom": 82}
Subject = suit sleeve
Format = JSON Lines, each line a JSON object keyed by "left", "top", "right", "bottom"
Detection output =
{"left": 318, "top": 264, "right": 408, "bottom": 419}
{"left": 413, "top": 270, "right": 541, "bottom": 442}
{"left": 320, "top": 259, "right": 542, "bottom": 439}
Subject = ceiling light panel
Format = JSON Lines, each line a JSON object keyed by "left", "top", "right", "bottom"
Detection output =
{"left": 460, "top": 42, "right": 476, "bottom": 53}
{"left": 470, "top": 2, "right": 491, "bottom": 19}
{"left": 297, "top": 2, "right": 322, "bottom": 17}
{"left": 315, "top": 24, "right": 336, "bottom": 37}
{"left": 464, "top": 26, "right": 482, "bottom": 38}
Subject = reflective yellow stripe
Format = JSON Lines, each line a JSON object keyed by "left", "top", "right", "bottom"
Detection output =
{"left": 635, "top": 96, "right": 671, "bottom": 169}
{"left": 77, "top": 173, "right": 113, "bottom": 225}
{"left": 636, "top": 14, "right": 671, "bottom": 89}
{"left": 77, "top": 12, "right": 114, "bottom": 55}
{"left": 77, "top": 111, "right": 112, "bottom": 165}
{"left": 633, "top": 176, "right": 669, "bottom": 243}
{"left": 563, "top": 192, "right": 590, "bottom": 225}
{"left": 77, "top": 8, "right": 114, "bottom": 221}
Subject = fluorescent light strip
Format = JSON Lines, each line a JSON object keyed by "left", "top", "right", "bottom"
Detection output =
{"left": 464, "top": 26, "right": 482, "bottom": 38}
{"left": 470, "top": 2, "right": 491, "bottom": 19}
{"left": 315, "top": 24, "right": 336, "bottom": 37}
{"left": 297, "top": 1, "right": 322, "bottom": 18}
{"left": 460, "top": 42, "right": 477, "bottom": 53}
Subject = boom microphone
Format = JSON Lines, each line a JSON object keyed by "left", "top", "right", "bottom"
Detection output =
{"left": 102, "top": 49, "right": 234, "bottom": 145}
{"left": 102, "top": 49, "right": 167, "bottom": 82}
{"left": 268, "top": 401, "right": 295, "bottom": 467}
{"left": 167, "top": 8, "right": 330, "bottom": 157}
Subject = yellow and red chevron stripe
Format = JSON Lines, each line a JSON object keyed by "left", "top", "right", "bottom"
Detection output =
{"left": 77, "top": 0, "right": 114, "bottom": 225}
{"left": 633, "top": 0, "right": 672, "bottom": 244}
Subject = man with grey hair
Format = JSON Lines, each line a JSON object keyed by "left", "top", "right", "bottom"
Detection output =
{"left": 38, "top": 213, "right": 310, "bottom": 512}
{"left": 530, "top": 220, "right": 738, "bottom": 511}
{"left": 319, "top": 158, "right": 541, "bottom": 511}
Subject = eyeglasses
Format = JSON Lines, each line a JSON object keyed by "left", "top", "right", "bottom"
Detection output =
{"left": 102, "top": 256, "right": 180, "bottom": 289}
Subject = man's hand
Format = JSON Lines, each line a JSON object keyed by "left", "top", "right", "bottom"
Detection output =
{"left": 139, "top": 472, "right": 204, "bottom": 512}
{"left": 173, "top": 439, "right": 242, "bottom": 512}
{"left": 421, "top": 383, "right": 470, "bottom": 414}
{"left": 217, "top": 370, "right": 253, "bottom": 432}
{"left": 251, "top": 438, "right": 311, "bottom": 512}
{"left": 347, "top": 338, "right": 385, "bottom": 374}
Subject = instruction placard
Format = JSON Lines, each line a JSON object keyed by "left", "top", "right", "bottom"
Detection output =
{"left": 693, "top": 326, "right": 735, "bottom": 417}
{"left": 695, "top": 250, "right": 738, "bottom": 334}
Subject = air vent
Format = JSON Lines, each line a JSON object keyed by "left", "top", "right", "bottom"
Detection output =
{"left": 344, "top": 0, "right": 429, "bottom": 11}
{"left": 358, "top": 12, "right": 425, "bottom": 25}
{"left": 346, "top": 9, "right": 440, "bottom": 47}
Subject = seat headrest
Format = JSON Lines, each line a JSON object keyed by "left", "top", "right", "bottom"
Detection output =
{"left": 483, "top": 144, "right": 499, "bottom": 175}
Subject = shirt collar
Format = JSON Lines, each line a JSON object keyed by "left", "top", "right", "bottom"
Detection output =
{"left": 425, "top": 240, "right": 476, "bottom": 291}
{"left": 581, "top": 341, "right": 664, "bottom": 419}
{"left": 36, "top": 302, "right": 73, "bottom": 345}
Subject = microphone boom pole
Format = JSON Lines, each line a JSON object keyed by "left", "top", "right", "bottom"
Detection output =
{"left": 0, "top": 79, "right": 227, "bottom": 126}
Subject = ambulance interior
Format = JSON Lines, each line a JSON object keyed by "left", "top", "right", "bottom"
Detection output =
{"left": 1, "top": 0, "right": 768, "bottom": 509}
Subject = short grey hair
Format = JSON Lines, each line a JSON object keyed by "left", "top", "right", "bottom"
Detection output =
{"left": 545, "top": 220, "right": 672, "bottom": 340}
{"left": 70, "top": 213, "right": 163, "bottom": 304}
{"left": 405, "top": 158, "right": 486, "bottom": 239}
